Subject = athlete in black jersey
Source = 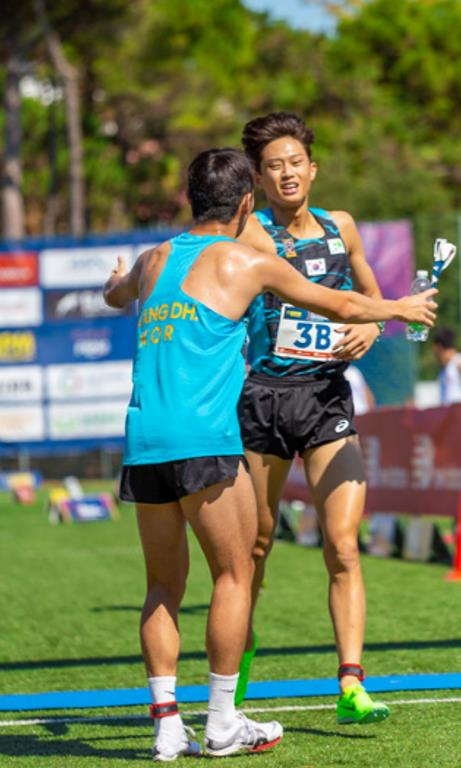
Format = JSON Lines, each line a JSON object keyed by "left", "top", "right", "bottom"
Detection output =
{"left": 236, "top": 112, "right": 390, "bottom": 724}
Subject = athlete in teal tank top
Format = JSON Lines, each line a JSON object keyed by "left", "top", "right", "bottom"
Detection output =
{"left": 124, "top": 232, "right": 246, "bottom": 465}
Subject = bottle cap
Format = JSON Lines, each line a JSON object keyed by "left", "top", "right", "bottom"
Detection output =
{"left": 416, "top": 270, "right": 429, "bottom": 278}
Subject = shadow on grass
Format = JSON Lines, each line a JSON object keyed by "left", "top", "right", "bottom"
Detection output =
{"left": 285, "top": 726, "right": 375, "bottom": 740}
{"left": 0, "top": 733, "right": 150, "bottom": 761}
{"left": 2, "top": 637, "right": 461, "bottom": 673}
{"left": 90, "top": 603, "right": 208, "bottom": 615}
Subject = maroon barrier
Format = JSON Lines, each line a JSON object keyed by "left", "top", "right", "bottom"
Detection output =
{"left": 283, "top": 404, "right": 461, "bottom": 517}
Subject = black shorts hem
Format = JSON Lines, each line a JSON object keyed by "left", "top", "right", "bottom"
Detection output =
{"left": 119, "top": 455, "right": 248, "bottom": 505}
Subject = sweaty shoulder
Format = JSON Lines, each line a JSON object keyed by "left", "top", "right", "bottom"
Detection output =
{"left": 213, "top": 240, "right": 265, "bottom": 284}
{"left": 237, "top": 212, "right": 276, "bottom": 254}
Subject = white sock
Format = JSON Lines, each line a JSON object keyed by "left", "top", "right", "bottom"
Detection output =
{"left": 206, "top": 672, "right": 239, "bottom": 735}
{"left": 148, "top": 676, "right": 183, "bottom": 741}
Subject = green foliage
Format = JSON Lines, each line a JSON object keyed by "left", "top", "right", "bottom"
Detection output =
{"left": 2, "top": 0, "right": 461, "bottom": 247}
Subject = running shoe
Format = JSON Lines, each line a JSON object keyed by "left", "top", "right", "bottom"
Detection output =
{"left": 152, "top": 726, "right": 201, "bottom": 761}
{"left": 235, "top": 631, "right": 258, "bottom": 706}
{"left": 205, "top": 712, "right": 283, "bottom": 757}
{"left": 337, "top": 684, "right": 390, "bottom": 725}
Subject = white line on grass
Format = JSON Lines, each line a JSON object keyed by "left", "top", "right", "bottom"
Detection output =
{"left": 1, "top": 696, "right": 461, "bottom": 728}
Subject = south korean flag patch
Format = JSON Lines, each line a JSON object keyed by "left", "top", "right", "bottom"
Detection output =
{"left": 327, "top": 238, "right": 346, "bottom": 255}
{"left": 305, "top": 257, "right": 326, "bottom": 277}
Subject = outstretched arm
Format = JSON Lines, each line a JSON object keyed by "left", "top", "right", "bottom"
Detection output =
{"left": 255, "top": 250, "right": 437, "bottom": 326}
{"left": 103, "top": 255, "right": 140, "bottom": 308}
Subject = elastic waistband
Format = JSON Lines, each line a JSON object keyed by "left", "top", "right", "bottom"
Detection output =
{"left": 246, "top": 371, "right": 347, "bottom": 389}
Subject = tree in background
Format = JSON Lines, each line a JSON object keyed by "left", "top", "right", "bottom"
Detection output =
{"left": 1, "top": 0, "right": 461, "bottom": 242}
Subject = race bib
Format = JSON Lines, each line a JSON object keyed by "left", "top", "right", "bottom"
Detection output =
{"left": 274, "top": 304, "right": 344, "bottom": 361}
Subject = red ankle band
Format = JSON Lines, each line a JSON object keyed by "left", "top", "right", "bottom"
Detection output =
{"left": 338, "top": 663, "right": 365, "bottom": 682}
{"left": 150, "top": 701, "right": 179, "bottom": 719}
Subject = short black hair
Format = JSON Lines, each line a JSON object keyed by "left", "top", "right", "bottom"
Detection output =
{"left": 187, "top": 148, "right": 254, "bottom": 223}
{"left": 433, "top": 327, "right": 457, "bottom": 349}
{"left": 242, "top": 112, "right": 315, "bottom": 171}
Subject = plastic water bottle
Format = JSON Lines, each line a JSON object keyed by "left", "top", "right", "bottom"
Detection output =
{"left": 406, "top": 269, "right": 431, "bottom": 342}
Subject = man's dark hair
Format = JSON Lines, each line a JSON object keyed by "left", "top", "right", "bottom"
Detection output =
{"left": 432, "top": 327, "right": 457, "bottom": 349}
{"left": 242, "top": 112, "right": 315, "bottom": 171}
{"left": 187, "top": 148, "right": 253, "bottom": 223}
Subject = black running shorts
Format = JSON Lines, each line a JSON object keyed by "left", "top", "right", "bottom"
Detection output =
{"left": 119, "top": 455, "right": 248, "bottom": 504}
{"left": 238, "top": 373, "right": 356, "bottom": 460}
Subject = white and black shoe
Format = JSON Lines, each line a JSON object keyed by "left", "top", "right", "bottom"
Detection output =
{"left": 205, "top": 712, "right": 283, "bottom": 757}
{"left": 152, "top": 726, "right": 201, "bottom": 762}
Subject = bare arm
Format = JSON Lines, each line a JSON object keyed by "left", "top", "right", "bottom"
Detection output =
{"left": 251, "top": 250, "right": 437, "bottom": 326}
{"left": 331, "top": 210, "right": 382, "bottom": 358}
{"left": 103, "top": 255, "right": 141, "bottom": 308}
{"left": 334, "top": 210, "right": 382, "bottom": 298}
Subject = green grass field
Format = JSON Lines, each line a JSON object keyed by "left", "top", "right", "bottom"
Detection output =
{"left": 1, "top": 485, "right": 461, "bottom": 767}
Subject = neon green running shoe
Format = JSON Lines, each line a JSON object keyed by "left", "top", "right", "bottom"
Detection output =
{"left": 337, "top": 684, "right": 390, "bottom": 725}
{"left": 235, "top": 632, "right": 259, "bottom": 706}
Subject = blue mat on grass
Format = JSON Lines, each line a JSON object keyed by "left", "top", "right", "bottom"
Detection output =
{"left": 1, "top": 673, "right": 461, "bottom": 712}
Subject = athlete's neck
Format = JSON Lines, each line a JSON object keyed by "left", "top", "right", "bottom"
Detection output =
{"left": 268, "top": 200, "right": 322, "bottom": 238}
{"left": 189, "top": 219, "right": 238, "bottom": 238}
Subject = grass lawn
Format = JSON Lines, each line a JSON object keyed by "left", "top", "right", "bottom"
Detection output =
{"left": 1, "top": 485, "right": 461, "bottom": 767}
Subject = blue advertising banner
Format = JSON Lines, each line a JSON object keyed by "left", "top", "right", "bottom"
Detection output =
{"left": 0, "top": 231, "right": 170, "bottom": 455}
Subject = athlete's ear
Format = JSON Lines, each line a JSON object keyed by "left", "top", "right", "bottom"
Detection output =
{"left": 241, "top": 191, "right": 254, "bottom": 216}
{"left": 310, "top": 161, "right": 318, "bottom": 181}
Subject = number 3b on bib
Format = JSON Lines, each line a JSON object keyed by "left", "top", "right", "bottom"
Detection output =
{"left": 275, "top": 304, "right": 345, "bottom": 361}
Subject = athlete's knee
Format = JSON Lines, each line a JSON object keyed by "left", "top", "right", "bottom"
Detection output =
{"left": 146, "top": 572, "right": 188, "bottom": 607}
{"left": 252, "top": 505, "right": 277, "bottom": 560}
{"left": 324, "top": 536, "right": 360, "bottom": 575}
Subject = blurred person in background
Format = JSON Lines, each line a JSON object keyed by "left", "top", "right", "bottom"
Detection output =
{"left": 432, "top": 327, "right": 461, "bottom": 405}
{"left": 103, "top": 146, "right": 435, "bottom": 760}
{"left": 236, "top": 111, "right": 389, "bottom": 725}
{"left": 344, "top": 365, "right": 375, "bottom": 415}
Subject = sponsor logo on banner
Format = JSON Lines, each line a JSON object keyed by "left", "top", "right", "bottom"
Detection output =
{"left": 70, "top": 328, "right": 112, "bottom": 360}
{"left": 0, "top": 331, "right": 36, "bottom": 362}
{"left": 0, "top": 252, "right": 38, "bottom": 286}
{"left": 0, "top": 366, "right": 43, "bottom": 401}
{"left": 46, "top": 361, "right": 132, "bottom": 400}
{"left": 45, "top": 289, "right": 130, "bottom": 320}
{"left": 40, "top": 246, "right": 133, "bottom": 288}
{"left": 0, "top": 288, "right": 42, "bottom": 327}
{"left": 48, "top": 400, "right": 126, "bottom": 439}
{"left": 0, "top": 405, "right": 45, "bottom": 441}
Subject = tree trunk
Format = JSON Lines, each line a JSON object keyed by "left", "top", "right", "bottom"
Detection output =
{"left": 34, "top": 0, "right": 85, "bottom": 237}
{"left": 2, "top": 40, "right": 25, "bottom": 240}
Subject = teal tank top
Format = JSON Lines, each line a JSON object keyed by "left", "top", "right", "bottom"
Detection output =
{"left": 124, "top": 232, "right": 247, "bottom": 465}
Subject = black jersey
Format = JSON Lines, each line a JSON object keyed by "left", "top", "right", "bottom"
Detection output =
{"left": 246, "top": 206, "right": 353, "bottom": 380}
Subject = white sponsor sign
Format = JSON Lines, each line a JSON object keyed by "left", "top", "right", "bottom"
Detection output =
{"left": 40, "top": 246, "right": 134, "bottom": 288}
{"left": 0, "top": 366, "right": 43, "bottom": 402}
{"left": 48, "top": 400, "right": 126, "bottom": 439}
{"left": 0, "top": 288, "right": 42, "bottom": 327}
{"left": 0, "top": 405, "right": 45, "bottom": 441}
{"left": 46, "top": 361, "right": 132, "bottom": 400}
